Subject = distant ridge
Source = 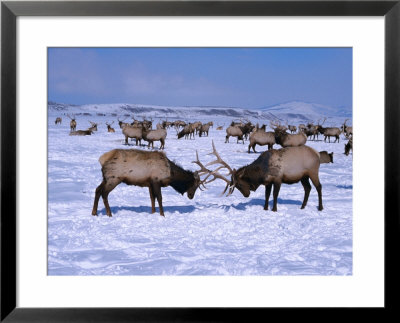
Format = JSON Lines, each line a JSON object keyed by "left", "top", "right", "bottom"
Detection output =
{"left": 48, "top": 101, "right": 352, "bottom": 123}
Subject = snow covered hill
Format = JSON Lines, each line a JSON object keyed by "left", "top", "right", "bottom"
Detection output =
{"left": 48, "top": 101, "right": 352, "bottom": 125}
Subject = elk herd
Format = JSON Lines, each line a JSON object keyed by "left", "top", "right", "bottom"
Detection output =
{"left": 54, "top": 113, "right": 352, "bottom": 217}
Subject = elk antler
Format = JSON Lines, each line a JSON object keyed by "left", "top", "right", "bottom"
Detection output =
{"left": 206, "top": 141, "right": 233, "bottom": 173}
{"left": 202, "top": 141, "right": 236, "bottom": 195}
{"left": 191, "top": 150, "right": 215, "bottom": 191}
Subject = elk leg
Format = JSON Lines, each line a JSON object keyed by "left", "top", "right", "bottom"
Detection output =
{"left": 101, "top": 180, "right": 119, "bottom": 217}
{"left": 300, "top": 177, "right": 312, "bottom": 209}
{"left": 272, "top": 182, "right": 281, "bottom": 212}
{"left": 92, "top": 181, "right": 105, "bottom": 215}
{"left": 264, "top": 183, "right": 272, "bottom": 210}
{"left": 149, "top": 186, "right": 156, "bottom": 214}
{"left": 151, "top": 182, "right": 164, "bottom": 216}
{"left": 310, "top": 175, "right": 323, "bottom": 211}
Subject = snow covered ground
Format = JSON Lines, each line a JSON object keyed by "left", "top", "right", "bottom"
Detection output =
{"left": 47, "top": 106, "right": 352, "bottom": 276}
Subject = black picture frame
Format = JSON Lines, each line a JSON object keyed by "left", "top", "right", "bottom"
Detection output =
{"left": 1, "top": 1, "right": 399, "bottom": 321}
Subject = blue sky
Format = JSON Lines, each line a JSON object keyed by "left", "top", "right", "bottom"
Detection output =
{"left": 48, "top": 47, "right": 352, "bottom": 109}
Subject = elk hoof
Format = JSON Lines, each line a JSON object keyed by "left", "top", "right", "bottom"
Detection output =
{"left": 107, "top": 214, "right": 112, "bottom": 217}
{"left": 91, "top": 212, "right": 98, "bottom": 216}
{"left": 272, "top": 208, "right": 277, "bottom": 212}
{"left": 318, "top": 206, "right": 323, "bottom": 211}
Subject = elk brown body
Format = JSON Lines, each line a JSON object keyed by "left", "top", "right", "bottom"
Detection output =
{"left": 248, "top": 130, "right": 275, "bottom": 153}
{"left": 274, "top": 129, "right": 307, "bottom": 147}
{"left": 205, "top": 142, "right": 323, "bottom": 212}
{"left": 142, "top": 128, "right": 167, "bottom": 149}
{"left": 225, "top": 126, "right": 244, "bottom": 143}
{"left": 92, "top": 149, "right": 201, "bottom": 217}
{"left": 122, "top": 125, "right": 143, "bottom": 145}
{"left": 231, "top": 146, "right": 323, "bottom": 211}
{"left": 319, "top": 151, "right": 334, "bottom": 163}
{"left": 319, "top": 127, "right": 342, "bottom": 143}
{"left": 69, "top": 129, "right": 93, "bottom": 136}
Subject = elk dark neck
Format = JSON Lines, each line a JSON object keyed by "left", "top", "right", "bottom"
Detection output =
{"left": 239, "top": 152, "right": 271, "bottom": 188}
{"left": 167, "top": 160, "right": 194, "bottom": 194}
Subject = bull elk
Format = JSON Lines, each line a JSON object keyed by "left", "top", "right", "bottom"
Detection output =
{"left": 91, "top": 149, "right": 209, "bottom": 217}
{"left": 55, "top": 117, "right": 62, "bottom": 125}
{"left": 118, "top": 117, "right": 130, "bottom": 129}
{"left": 342, "top": 119, "right": 353, "bottom": 137}
{"left": 203, "top": 141, "right": 323, "bottom": 212}
{"left": 106, "top": 121, "right": 115, "bottom": 133}
{"left": 88, "top": 121, "right": 99, "bottom": 132}
{"left": 318, "top": 119, "right": 342, "bottom": 143}
{"left": 67, "top": 114, "right": 77, "bottom": 132}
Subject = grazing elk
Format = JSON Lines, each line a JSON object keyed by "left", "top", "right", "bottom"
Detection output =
{"left": 274, "top": 128, "right": 307, "bottom": 148}
{"left": 203, "top": 141, "right": 323, "bottom": 212}
{"left": 301, "top": 120, "right": 321, "bottom": 141}
{"left": 106, "top": 121, "right": 115, "bottom": 133}
{"left": 344, "top": 136, "right": 353, "bottom": 156}
{"left": 122, "top": 124, "right": 143, "bottom": 145}
{"left": 67, "top": 114, "right": 77, "bottom": 132}
{"left": 248, "top": 129, "right": 275, "bottom": 153}
{"left": 192, "top": 121, "right": 202, "bottom": 135}
{"left": 178, "top": 123, "right": 195, "bottom": 140}
{"left": 319, "top": 151, "right": 334, "bottom": 164}
{"left": 55, "top": 117, "right": 62, "bottom": 125}
{"left": 240, "top": 121, "right": 255, "bottom": 140}
{"left": 91, "top": 149, "right": 208, "bottom": 217}
{"left": 162, "top": 120, "right": 172, "bottom": 129}
{"left": 142, "top": 128, "right": 167, "bottom": 149}
{"left": 199, "top": 123, "right": 211, "bottom": 137}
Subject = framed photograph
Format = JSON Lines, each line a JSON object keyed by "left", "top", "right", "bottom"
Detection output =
{"left": 2, "top": 0, "right": 399, "bottom": 321}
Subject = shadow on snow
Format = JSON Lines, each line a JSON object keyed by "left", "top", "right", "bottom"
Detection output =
{"left": 97, "top": 204, "right": 196, "bottom": 216}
